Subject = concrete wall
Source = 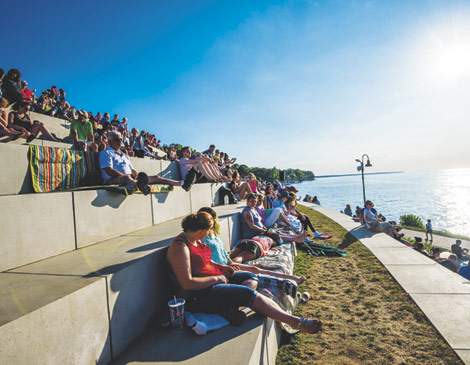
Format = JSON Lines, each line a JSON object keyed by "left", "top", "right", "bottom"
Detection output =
{"left": 0, "top": 276, "right": 111, "bottom": 364}
{"left": 160, "top": 160, "right": 180, "bottom": 181}
{"left": 152, "top": 187, "right": 191, "bottom": 225}
{"left": 30, "top": 111, "right": 71, "bottom": 139}
{"left": 73, "top": 190, "right": 153, "bottom": 248}
{"left": 190, "top": 183, "right": 213, "bottom": 213}
{"left": 0, "top": 193, "right": 76, "bottom": 271}
{"left": 0, "top": 143, "right": 32, "bottom": 195}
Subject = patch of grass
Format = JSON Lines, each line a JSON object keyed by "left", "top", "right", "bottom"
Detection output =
{"left": 276, "top": 206, "right": 462, "bottom": 365}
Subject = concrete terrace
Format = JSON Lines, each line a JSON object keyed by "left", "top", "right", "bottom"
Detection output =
{"left": 301, "top": 202, "right": 470, "bottom": 364}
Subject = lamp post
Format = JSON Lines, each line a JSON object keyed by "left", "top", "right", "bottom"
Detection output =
{"left": 355, "top": 154, "right": 372, "bottom": 206}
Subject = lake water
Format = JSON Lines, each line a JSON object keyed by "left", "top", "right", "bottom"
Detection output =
{"left": 295, "top": 169, "right": 470, "bottom": 237}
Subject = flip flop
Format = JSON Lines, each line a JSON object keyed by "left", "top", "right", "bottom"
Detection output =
{"left": 300, "top": 291, "right": 311, "bottom": 304}
{"left": 137, "top": 172, "right": 150, "bottom": 195}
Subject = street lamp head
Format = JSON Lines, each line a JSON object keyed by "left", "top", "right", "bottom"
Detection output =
{"left": 365, "top": 160, "right": 372, "bottom": 167}
{"left": 355, "top": 159, "right": 361, "bottom": 164}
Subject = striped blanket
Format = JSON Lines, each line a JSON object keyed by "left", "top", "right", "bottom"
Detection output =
{"left": 30, "top": 145, "right": 92, "bottom": 192}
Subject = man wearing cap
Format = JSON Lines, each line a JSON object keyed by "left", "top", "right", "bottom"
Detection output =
{"left": 68, "top": 110, "right": 98, "bottom": 152}
{"left": 99, "top": 131, "right": 195, "bottom": 194}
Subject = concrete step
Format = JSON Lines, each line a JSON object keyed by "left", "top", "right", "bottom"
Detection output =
{"left": 0, "top": 204, "right": 243, "bottom": 364}
{"left": 0, "top": 142, "right": 181, "bottom": 195}
{"left": 112, "top": 313, "right": 281, "bottom": 365}
{"left": 0, "top": 183, "right": 229, "bottom": 271}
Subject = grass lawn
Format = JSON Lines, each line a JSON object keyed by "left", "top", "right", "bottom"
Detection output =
{"left": 276, "top": 206, "right": 462, "bottom": 365}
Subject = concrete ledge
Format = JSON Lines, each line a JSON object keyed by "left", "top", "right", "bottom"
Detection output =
{"left": 0, "top": 192, "right": 76, "bottom": 271}
{"left": 0, "top": 274, "right": 111, "bottom": 364}
{"left": 1, "top": 211, "right": 241, "bottom": 362}
{"left": 160, "top": 160, "right": 180, "bottom": 181}
{"left": 0, "top": 143, "right": 32, "bottom": 195}
{"left": 30, "top": 111, "right": 71, "bottom": 139}
{"left": 152, "top": 187, "right": 191, "bottom": 225}
{"left": 130, "top": 156, "right": 162, "bottom": 176}
{"left": 73, "top": 190, "right": 153, "bottom": 248}
{"left": 210, "top": 182, "right": 227, "bottom": 207}
{"left": 111, "top": 313, "right": 281, "bottom": 365}
{"left": 190, "top": 184, "right": 213, "bottom": 213}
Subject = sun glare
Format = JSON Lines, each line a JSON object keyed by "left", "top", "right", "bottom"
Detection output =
{"left": 409, "top": 13, "right": 470, "bottom": 82}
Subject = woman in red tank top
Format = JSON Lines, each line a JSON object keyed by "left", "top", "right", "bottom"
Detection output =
{"left": 166, "top": 212, "right": 322, "bottom": 334}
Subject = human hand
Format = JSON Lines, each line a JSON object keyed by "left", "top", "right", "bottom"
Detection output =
{"left": 230, "top": 264, "right": 240, "bottom": 271}
{"left": 215, "top": 275, "right": 228, "bottom": 284}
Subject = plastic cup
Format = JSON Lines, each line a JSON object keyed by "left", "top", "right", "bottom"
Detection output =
{"left": 168, "top": 298, "right": 185, "bottom": 330}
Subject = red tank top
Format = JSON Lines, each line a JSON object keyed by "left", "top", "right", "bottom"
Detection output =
{"left": 176, "top": 233, "right": 224, "bottom": 277}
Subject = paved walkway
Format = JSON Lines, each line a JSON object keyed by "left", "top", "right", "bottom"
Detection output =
{"left": 301, "top": 202, "right": 470, "bottom": 364}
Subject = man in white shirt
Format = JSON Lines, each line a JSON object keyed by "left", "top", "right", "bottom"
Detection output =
{"left": 99, "top": 131, "right": 195, "bottom": 194}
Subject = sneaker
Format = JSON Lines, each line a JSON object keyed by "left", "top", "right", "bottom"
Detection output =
{"left": 137, "top": 172, "right": 150, "bottom": 195}
{"left": 304, "top": 237, "right": 314, "bottom": 244}
{"left": 182, "top": 168, "right": 197, "bottom": 192}
{"left": 314, "top": 231, "right": 322, "bottom": 238}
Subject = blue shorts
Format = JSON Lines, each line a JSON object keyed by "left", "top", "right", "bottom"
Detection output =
{"left": 185, "top": 272, "right": 258, "bottom": 313}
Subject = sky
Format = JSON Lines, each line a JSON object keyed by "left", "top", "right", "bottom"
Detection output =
{"left": 3, "top": 0, "right": 470, "bottom": 175}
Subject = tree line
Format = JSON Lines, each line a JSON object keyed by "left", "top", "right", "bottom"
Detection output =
{"left": 232, "top": 164, "right": 315, "bottom": 182}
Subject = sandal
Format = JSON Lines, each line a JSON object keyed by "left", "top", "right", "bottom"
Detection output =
{"left": 297, "top": 317, "right": 322, "bottom": 334}
{"left": 137, "top": 172, "right": 150, "bottom": 195}
{"left": 300, "top": 291, "right": 311, "bottom": 304}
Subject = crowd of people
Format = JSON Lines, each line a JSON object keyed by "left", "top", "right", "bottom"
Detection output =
{"left": 341, "top": 199, "right": 470, "bottom": 281}
{"left": 0, "top": 68, "right": 179, "bottom": 160}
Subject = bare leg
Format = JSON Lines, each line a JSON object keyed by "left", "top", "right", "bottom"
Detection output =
{"left": 251, "top": 293, "right": 321, "bottom": 333}
{"left": 278, "top": 230, "right": 307, "bottom": 243}
{"left": 230, "top": 250, "right": 255, "bottom": 263}
{"left": 107, "top": 175, "right": 136, "bottom": 185}
{"left": 237, "top": 182, "right": 252, "bottom": 199}
{"left": 148, "top": 175, "right": 180, "bottom": 186}
{"left": 31, "top": 121, "right": 58, "bottom": 141}
{"left": 236, "top": 263, "right": 306, "bottom": 284}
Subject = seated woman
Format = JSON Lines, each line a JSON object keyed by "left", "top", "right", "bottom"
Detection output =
{"left": 284, "top": 195, "right": 321, "bottom": 237}
{"left": 344, "top": 204, "right": 353, "bottom": 217}
{"left": 8, "top": 101, "right": 58, "bottom": 142}
{"left": 199, "top": 207, "right": 305, "bottom": 285}
{"left": 229, "top": 170, "right": 252, "bottom": 200}
{"left": 255, "top": 193, "right": 292, "bottom": 229}
{"left": 166, "top": 211, "right": 321, "bottom": 333}
{"left": 362, "top": 200, "right": 395, "bottom": 236}
{"left": 0, "top": 100, "right": 23, "bottom": 139}
{"left": 242, "top": 193, "right": 307, "bottom": 243}
{"left": 247, "top": 173, "right": 262, "bottom": 194}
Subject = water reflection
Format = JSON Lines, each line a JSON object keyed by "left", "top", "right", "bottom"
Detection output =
{"left": 296, "top": 168, "right": 470, "bottom": 237}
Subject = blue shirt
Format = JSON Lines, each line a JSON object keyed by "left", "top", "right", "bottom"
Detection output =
{"left": 99, "top": 146, "right": 133, "bottom": 181}
{"left": 459, "top": 265, "right": 470, "bottom": 280}
{"left": 202, "top": 235, "right": 229, "bottom": 265}
{"left": 272, "top": 198, "right": 284, "bottom": 209}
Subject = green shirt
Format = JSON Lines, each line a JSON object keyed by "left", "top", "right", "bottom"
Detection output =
{"left": 70, "top": 119, "right": 93, "bottom": 141}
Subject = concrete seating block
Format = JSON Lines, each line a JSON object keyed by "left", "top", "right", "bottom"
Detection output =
{"left": 211, "top": 182, "right": 226, "bottom": 207}
{"left": 0, "top": 274, "right": 111, "bottom": 364}
{"left": 0, "top": 143, "right": 32, "bottom": 195}
{"left": 112, "top": 314, "right": 280, "bottom": 365}
{"left": 73, "top": 190, "right": 153, "bottom": 248}
{"left": 0, "top": 193, "right": 76, "bottom": 271}
{"left": 160, "top": 160, "right": 180, "bottom": 181}
{"left": 129, "top": 156, "right": 162, "bottom": 176}
{"left": 30, "top": 111, "right": 70, "bottom": 139}
{"left": 152, "top": 187, "right": 191, "bottom": 225}
{"left": 189, "top": 183, "right": 213, "bottom": 213}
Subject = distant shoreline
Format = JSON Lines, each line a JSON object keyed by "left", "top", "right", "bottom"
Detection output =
{"left": 315, "top": 171, "right": 404, "bottom": 179}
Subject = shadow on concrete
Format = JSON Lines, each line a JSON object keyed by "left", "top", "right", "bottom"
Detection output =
{"left": 111, "top": 315, "right": 263, "bottom": 364}
{"left": 91, "top": 190, "right": 126, "bottom": 208}
{"left": 338, "top": 232, "right": 361, "bottom": 250}
{"left": 347, "top": 226, "right": 376, "bottom": 240}
{"left": 153, "top": 192, "right": 170, "bottom": 204}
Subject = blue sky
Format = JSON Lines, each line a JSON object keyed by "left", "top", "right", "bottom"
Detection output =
{"left": 4, "top": 0, "right": 470, "bottom": 174}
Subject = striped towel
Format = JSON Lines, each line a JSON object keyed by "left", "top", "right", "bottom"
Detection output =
{"left": 30, "top": 145, "right": 87, "bottom": 192}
